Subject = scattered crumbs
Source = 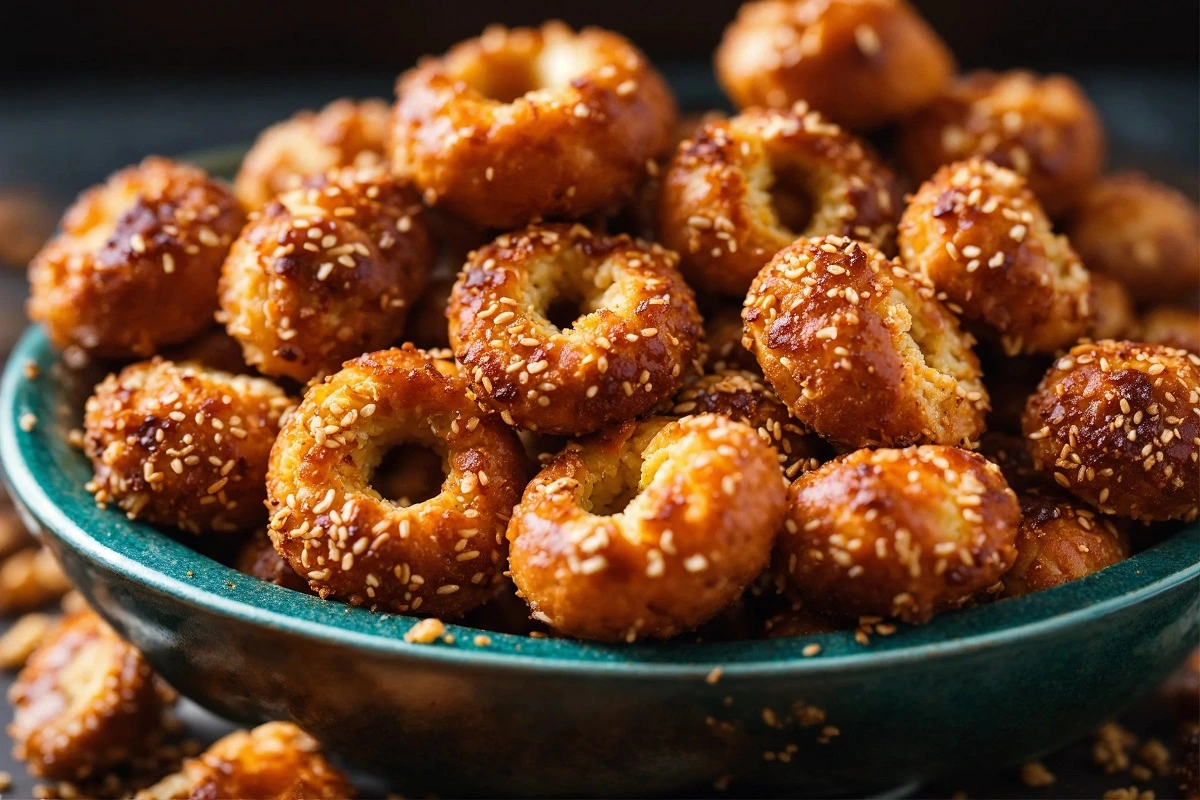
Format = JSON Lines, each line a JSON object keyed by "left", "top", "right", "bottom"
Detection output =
{"left": 802, "top": 643, "right": 822, "bottom": 657}
{"left": 1020, "top": 760, "right": 1056, "bottom": 787}
{"left": 0, "top": 770, "right": 11, "bottom": 792}
{"left": 473, "top": 634, "right": 492, "bottom": 647}
{"left": 404, "top": 617, "right": 446, "bottom": 644}
{"left": 66, "top": 428, "right": 85, "bottom": 449}
{"left": 706, "top": 666, "right": 724, "bottom": 684}
{"left": 224, "top": 581, "right": 236, "bottom": 590}
{"left": 23, "top": 361, "right": 39, "bottom": 380}
{"left": 185, "top": 570, "right": 194, "bottom": 578}
{"left": 1094, "top": 722, "right": 1138, "bottom": 773}
{"left": 18, "top": 412, "right": 37, "bottom": 432}
{"left": 1138, "top": 739, "right": 1171, "bottom": 775}
{"left": 442, "top": 633, "right": 456, "bottom": 645}
{"left": 1102, "top": 787, "right": 1154, "bottom": 800}
{"left": 817, "top": 725, "right": 840, "bottom": 744}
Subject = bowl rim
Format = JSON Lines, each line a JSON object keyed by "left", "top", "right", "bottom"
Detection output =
{"left": 4, "top": 325, "right": 1198, "bottom": 678}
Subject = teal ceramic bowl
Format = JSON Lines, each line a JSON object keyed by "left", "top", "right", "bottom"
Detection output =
{"left": 2, "top": 325, "right": 1198, "bottom": 797}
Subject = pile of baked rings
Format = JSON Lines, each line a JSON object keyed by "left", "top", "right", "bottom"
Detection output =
{"left": 28, "top": 1, "right": 1200, "bottom": 643}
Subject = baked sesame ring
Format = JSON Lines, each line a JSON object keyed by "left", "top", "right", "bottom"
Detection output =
{"left": 391, "top": 22, "right": 677, "bottom": 230}
{"left": 9, "top": 609, "right": 174, "bottom": 781}
{"left": 670, "top": 370, "right": 828, "bottom": 480}
{"left": 899, "top": 71, "right": 1106, "bottom": 217}
{"left": 28, "top": 157, "right": 244, "bottom": 358}
{"left": 657, "top": 104, "right": 901, "bottom": 297}
{"left": 714, "top": 0, "right": 955, "bottom": 131}
{"left": 1066, "top": 172, "right": 1200, "bottom": 306}
{"left": 507, "top": 414, "right": 786, "bottom": 642}
{"left": 898, "top": 158, "right": 1093, "bottom": 355}
{"left": 743, "top": 235, "right": 988, "bottom": 449}
{"left": 233, "top": 97, "right": 391, "bottom": 210}
{"left": 266, "top": 346, "right": 527, "bottom": 618}
{"left": 1022, "top": 340, "right": 1200, "bottom": 522}
{"left": 779, "top": 446, "right": 1020, "bottom": 623}
{"left": 84, "top": 358, "right": 293, "bottom": 534}
{"left": 1139, "top": 307, "right": 1200, "bottom": 355}
{"left": 219, "top": 166, "right": 434, "bottom": 383}
{"left": 448, "top": 224, "right": 704, "bottom": 435}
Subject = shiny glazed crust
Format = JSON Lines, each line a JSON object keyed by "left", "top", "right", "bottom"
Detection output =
{"left": 266, "top": 346, "right": 527, "bottom": 618}
{"left": 1067, "top": 172, "right": 1200, "bottom": 305}
{"left": 219, "top": 166, "right": 434, "bottom": 382}
{"left": 448, "top": 224, "right": 703, "bottom": 435}
{"left": 780, "top": 445, "right": 1020, "bottom": 622}
{"left": 714, "top": 0, "right": 955, "bottom": 130}
{"left": 233, "top": 98, "right": 391, "bottom": 210}
{"left": 670, "top": 370, "right": 828, "bottom": 480}
{"left": 1022, "top": 340, "right": 1200, "bottom": 522}
{"left": 136, "top": 722, "right": 355, "bottom": 800}
{"left": 898, "top": 158, "right": 1092, "bottom": 355}
{"left": 391, "top": 22, "right": 677, "bottom": 229}
{"left": 9, "top": 610, "right": 173, "bottom": 781}
{"left": 743, "top": 235, "right": 988, "bottom": 448}
{"left": 28, "top": 157, "right": 243, "bottom": 357}
{"left": 899, "top": 70, "right": 1105, "bottom": 216}
{"left": 507, "top": 414, "right": 786, "bottom": 642}
{"left": 658, "top": 104, "right": 900, "bottom": 296}
{"left": 84, "top": 358, "right": 293, "bottom": 534}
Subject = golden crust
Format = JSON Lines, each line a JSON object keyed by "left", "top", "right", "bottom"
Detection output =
{"left": 219, "top": 166, "right": 434, "bottom": 383}
{"left": 657, "top": 104, "right": 900, "bottom": 296}
{"left": 508, "top": 414, "right": 786, "bottom": 642}
{"left": 1067, "top": 172, "right": 1200, "bottom": 305}
{"left": 1139, "top": 306, "right": 1200, "bottom": 355}
{"left": 1090, "top": 273, "right": 1137, "bottom": 342}
{"left": 1002, "top": 492, "right": 1129, "bottom": 598}
{"left": 743, "top": 235, "right": 988, "bottom": 449}
{"left": 233, "top": 98, "right": 391, "bottom": 210}
{"left": 714, "top": 0, "right": 954, "bottom": 130}
{"left": 898, "top": 158, "right": 1092, "bottom": 355}
{"left": 84, "top": 358, "right": 293, "bottom": 534}
{"left": 235, "top": 528, "right": 311, "bottom": 593}
{"left": 1022, "top": 340, "right": 1200, "bottom": 522}
{"left": 266, "top": 345, "right": 527, "bottom": 618}
{"left": 449, "top": 224, "right": 704, "bottom": 435}
{"left": 391, "top": 22, "right": 677, "bottom": 229}
{"left": 899, "top": 71, "right": 1105, "bottom": 217}
{"left": 28, "top": 157, "right": 244, "bottom": 358}
{"left": 671, "top": 370, "right": 828, "bottom": 480}
{"left": 136, "top": 722, "right": 355, "bottom": 800}
{"left": 9, "top": 610, "right": 173, "bottom": 781}
{"left": 780, "top": 445, "right": 1020, "bottom": 622}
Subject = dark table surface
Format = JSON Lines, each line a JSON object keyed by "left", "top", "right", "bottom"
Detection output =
{"left": 0, "top": 71, "right": 1196, "bottom": 799}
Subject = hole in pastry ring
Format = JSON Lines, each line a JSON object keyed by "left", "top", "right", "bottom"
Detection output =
{"left": 448, "top": 224, "right": 704, "bottom": 436}
{"left": 742, "top": 234, "right": 988, "bottom": 449}
{"left": 658, "top": 104, "right": 901, "bottom": 296}
{"left": 266, "top": 345, "right": 527, "bottom": 618}
{"left": 507, "top": 413, "right": 786, "bottom": 642}
{"left": 391, "top": 22, "right": 678, "bottom": 229}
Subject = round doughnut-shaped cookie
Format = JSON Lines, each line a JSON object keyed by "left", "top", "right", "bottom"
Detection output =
{"left": 219, "top": 166, "right": 434, "bottom": 382}
{"left": 898, "top": 158, "right": 1092, "bottom": 355}
{"left": 508, "top": 414, "right": 786, "bottom": 642}
{"left": 899, "top": 71, "right": 1105, "bottom": 217}
{"left": 137, "top": 722, "right": 355, "bottom": 800}
{"left": 1139, "top": 307, "right": 1200, "bottom": 355}
{"left": 743, "top": 235, "right": 988, "bottom": 449}
{"left": 233, "top": 98, "right": 391, "bottom": 210}
{"left": 779, "top": 445, "right": 1020, "bottom": 622}
{"left": 1022, "top": 340, "right": 1200, "bottom": 522}
{"left": 84, "top": 358, "right": 293, "bottom": 534}
{"left": 9, "top": 609, "right": 173, "bottom": 781}
{"left": 704, "top": 306, "right": 761, "bottom": 373}
{"left": 1002, "top": 492, "right": 1130, "bottom": 598}
{"left": 391, "top": 22, "right": 677, "bottom": 229}
{"left": 671, "top": 370, "right": 828, "bottom": 480}
{"left": 266, "top": 346, "right": 526, "bottom": 617}
{"left": 1067, "top": 173, "right": 1200, "bottom": 306}
{"left": 1090, "top": 274, "right": 1137, "bottom": 342}
{"left": 28, "top": 157, "right": 243, "bottom": 358}
{"left": 714, "top": 0, "right": 954, "bottom": 131}
{"left": 448, "top": 224, "right": 704, "bottom": 435}
{"left": 658, "top": 104, "right": 901, "bottom": 296}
